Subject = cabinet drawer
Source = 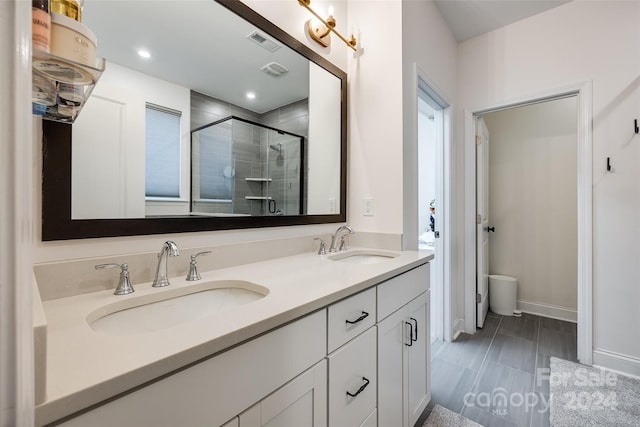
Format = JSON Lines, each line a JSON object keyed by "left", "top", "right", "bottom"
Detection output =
{"left": 327, "top": 327, "right": 377, "bottom": 427}
{"left": 328, "top": 287, "right": 376, "bottom": 353}
{"left": 377, "top": 263, "right": 429, "bottom": 321}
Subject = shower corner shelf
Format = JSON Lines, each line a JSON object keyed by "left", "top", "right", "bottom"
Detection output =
{"left": 245, "top": 196, "right": 273, "bottom": 201}
{"left": 245, "top": 178, "right": 273, "bottom": 182}
{"left": 32, "top": 49, "right": 106, "bottom": 124}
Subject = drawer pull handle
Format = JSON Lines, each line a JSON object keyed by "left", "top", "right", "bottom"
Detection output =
{"left": 345, "top": 311, "right": 369, "bottom": 325}
{"left": 410, "top": 317, "right": 418, "bottom": 343}
{"left": 346, "top": 377, "right": 370, "bottom": 397}
{"left": 404, "top": 321, "right": 414, "bottom": 346}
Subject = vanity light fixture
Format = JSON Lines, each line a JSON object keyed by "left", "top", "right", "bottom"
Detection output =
{"left": 298, "top": 0, "right": 357, "bottom": 51}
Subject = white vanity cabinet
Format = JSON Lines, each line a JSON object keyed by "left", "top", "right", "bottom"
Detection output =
{"left": 58, "top": 310, "right": 326, "bottom": 427}
{"left": 50, "top": 259, "right": 432, "bottom": 427}
{"left": 377, "top": 264, "right": 430, "bottom": 427}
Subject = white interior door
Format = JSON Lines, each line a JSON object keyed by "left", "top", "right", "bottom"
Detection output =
{"left": 476, "top": 117, "right": 490, "bottom": 328}
{"left": 417, "top": 89, "right": 446, "bottom": 342}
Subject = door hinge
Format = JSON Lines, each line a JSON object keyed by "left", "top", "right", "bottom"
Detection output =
{"left": 476, "top": 135, "right": 481, "bottom": 145}
{"left": 476, "top": 293, "right": 482, "bottom": 303}
{"left": 434, "top": 231, "right": 440, "bottom": 238}
{"left": 477, "top": 214, "right": 482, "bottom": 224}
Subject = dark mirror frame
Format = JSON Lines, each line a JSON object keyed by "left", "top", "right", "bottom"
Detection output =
{"left": 41, "top": 0, "right": 347, "bottom": 241}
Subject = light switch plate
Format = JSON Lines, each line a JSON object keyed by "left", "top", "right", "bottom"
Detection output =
{"left": 363, "top": 197, "right": 374, "bottom": 216}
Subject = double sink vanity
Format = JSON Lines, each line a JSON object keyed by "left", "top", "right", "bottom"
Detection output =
{"left": 34, "top": 0, "right": 432, "bottom": 425}
{"left": 34, "top": 240, "right": 433, "bottom": 427}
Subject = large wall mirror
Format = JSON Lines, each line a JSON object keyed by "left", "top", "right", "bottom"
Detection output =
{"left": 42, "top": 0, "right": 347, "bottom": 240}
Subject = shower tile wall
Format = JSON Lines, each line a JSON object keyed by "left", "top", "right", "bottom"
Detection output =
{"left": 191, "top": 91, "right": 260, "bottom": 128}
{"left": 191, "top": 91, "right": 308, "bottom": 215}
{"left": 191, "top": 91, "right": 261, "bottom": 215}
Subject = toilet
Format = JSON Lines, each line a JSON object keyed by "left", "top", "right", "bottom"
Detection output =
{"left": 489, "top": 275, "right": 518, "bottom": 316}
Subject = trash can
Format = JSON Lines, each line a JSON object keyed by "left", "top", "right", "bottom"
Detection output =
{"left": 489, "top": 275, "right": 517, "bottom": 316}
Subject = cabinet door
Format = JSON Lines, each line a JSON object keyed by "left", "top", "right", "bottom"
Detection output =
{"left": 239, "top": 360, "right": 327, "bottom": 427}
{"left": 406, "top": 291, "right": 430, "bottom": 427}
{"left": 378, "top": 291, "right": 431, "bottom": 427}
{"left": 377, "top": 306, "right": 408, "bottom": 427}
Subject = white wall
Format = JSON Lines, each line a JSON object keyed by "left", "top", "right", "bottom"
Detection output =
{"left": 347, "top": 0, "right": 404, "bottom": 232}
{"left": 483, "top": 97, "right": 578, "bottom": 316}
{"left": 401, "top": 0, "right": 460, "bottom": 333}
{"left": 457, "top": 0, "right": 640, "bottom": 368}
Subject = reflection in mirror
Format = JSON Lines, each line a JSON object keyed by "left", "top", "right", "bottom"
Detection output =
{"left": 41, "top": 0, "right": 346, "bottom": 240}
{"left": 191, "top": 116, "right": 305, "bottom": 217}
{"left": 70, "top": 0, "right": 340, "bottom": 219}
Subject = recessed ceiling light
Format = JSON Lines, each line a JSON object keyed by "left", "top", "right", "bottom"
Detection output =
{"left": 246, "top": 92, "right": 256, "bottom": 100}
{"left": 137, "top": 49, "right": 151, "bottom": 59}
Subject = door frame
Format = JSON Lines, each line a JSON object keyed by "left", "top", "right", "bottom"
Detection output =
{"left": 463, "top": 81, "right": 593, "bottom": 365}
{"left": 475, "top": 117, "right": 490, "bottom": 328}
{"left": 408, "top": 63, "right": 454, "bottom": 342}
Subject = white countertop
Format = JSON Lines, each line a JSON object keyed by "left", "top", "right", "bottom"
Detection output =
{"left": 35, "top": 248, "right": 433, "bottom": 426}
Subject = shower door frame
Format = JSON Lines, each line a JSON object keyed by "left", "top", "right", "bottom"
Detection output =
{"left": 190, "top": 115, "right": 306, "bottom": 216}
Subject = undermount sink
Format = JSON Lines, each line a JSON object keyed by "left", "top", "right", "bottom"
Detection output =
{"left": 328, "top": 249, "right": 400, "bottom": 264}
{"left": 87, "top": 280, "right": 269, "bottom": 336}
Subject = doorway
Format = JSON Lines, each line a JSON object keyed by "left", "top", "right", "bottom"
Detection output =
{"left": 417, "top": 77, "right": 449, "bottom": 344}
{"left": 463, "top": 82, "right": 593, "bottom": 364}
{"left": 476, "top": 96, "right": 579, "bottom": 329}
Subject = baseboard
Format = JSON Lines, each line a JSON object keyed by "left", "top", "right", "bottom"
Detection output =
{"left": 517, "top": 300, "right": 577, "bottom": 322}
{"left": 452, "top": 318, "right": 465, "bottom": 340}
{"left": 593, "top": 349, "right": 640, "bottom": 379}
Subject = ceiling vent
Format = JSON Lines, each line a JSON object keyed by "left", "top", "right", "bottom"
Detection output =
{"left": 247, "top": 31, "right": 282, "bottom": 52}
{"left": 261, "top": 62, "right": 289, "bottom": 77}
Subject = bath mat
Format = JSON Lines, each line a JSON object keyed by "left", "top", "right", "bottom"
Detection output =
{"left": 423, "top": 404, "right": 482, "bottom": 427}
{"left": 549, "top": 357, "right": 640, "bottom": 426}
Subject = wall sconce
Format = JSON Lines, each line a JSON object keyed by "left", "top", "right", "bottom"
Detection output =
{"left": 298, "top": 0, "right": 357, "bottom": 51}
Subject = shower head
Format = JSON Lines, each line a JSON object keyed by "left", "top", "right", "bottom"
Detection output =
{"left": 269, "top": 143, "right": 282, "bottom": 153}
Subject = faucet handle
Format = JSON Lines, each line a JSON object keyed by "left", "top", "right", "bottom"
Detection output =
{"left": 314, "top": 237, "right": 326, "bottom": 255}
{"left": 186, "top": 251, "right": 212, "bottom": 281}
{"left": 339, "top": 235, "right": 349, "bottom": 251}
{"left": 95, "top": 263, "right": 135, "bottom": 295}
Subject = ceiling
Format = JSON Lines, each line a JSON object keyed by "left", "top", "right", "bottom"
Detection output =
{"left": 81, "top": 0, "right": 573, "bottom": 112}
{"left": 434, "top": 0, "right": 572, "bottom": 42}
{"left": 83, "top": 1, "right": 309, "bottom": 114}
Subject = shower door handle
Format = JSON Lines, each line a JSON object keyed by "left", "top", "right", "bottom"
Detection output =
{"left": 268, "top": 199, "right": 277, "bottom": 214}
{"left": 487, "top": 226, "right": 495, "bottom": 233}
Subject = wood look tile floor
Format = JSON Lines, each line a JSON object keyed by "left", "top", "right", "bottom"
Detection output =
{"left": 424, "top": 312, "right": 578, "bottom": 427}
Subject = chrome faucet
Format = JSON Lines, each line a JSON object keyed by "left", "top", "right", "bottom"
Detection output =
{"left": 152, "top": 240, "right": 180, "bottom": 287}
{"left": 330, "top": 225, "right": 354, "bottom": 253}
